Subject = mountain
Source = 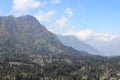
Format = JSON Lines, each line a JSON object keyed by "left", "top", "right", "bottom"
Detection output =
{"left": 57, "top": 35, "right": 102, "bottom": 55}
{"left": 0, "top": 15, "right": 120, "bottom": 80}
{"left": 0, "top": 15, "right": 88, "bottom": 56}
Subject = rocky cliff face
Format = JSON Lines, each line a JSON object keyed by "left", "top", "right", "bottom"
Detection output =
{"left": 0, "top": 15, "right": 88, "bottom": 56}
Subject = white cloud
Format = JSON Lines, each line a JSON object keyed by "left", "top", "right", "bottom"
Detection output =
{"left": 34, "top": 10, "right": 55, "bottom": 22}
{"left": 64, "top": 8, "right": 73, "bottom": 17}
{"left": 62, "top": 28, "right": 120, "bottom": 42}
{"left": 63, "top": 29, "right": 94, "bottom": 40}
{"left": 76, "top": 29, "right": 94, "bottom": 40}
{"left": 52, "top": 0, "right": 61, "bottom": 4}
{"left": 94, "top": 33, "right": 120, "bottom": 42}
{"left": 55, "top": 8, "right": 73, "bottom": 27}
{"left": 12, "top": 0, "right": 45, "bottom": 13}
{"left": 56, "top": 16, "right": 69, "bottom": 26}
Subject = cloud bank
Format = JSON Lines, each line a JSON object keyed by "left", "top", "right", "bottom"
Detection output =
{"left": 63, "top": 29, "right": 120, "bottom": 42}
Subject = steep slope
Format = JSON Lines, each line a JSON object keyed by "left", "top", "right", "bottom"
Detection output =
{"left": 0, "top": 15, "right": 120, "bottom": 80}
{"left": 0, "top": 15, "right": 88, "bottom": 56}
{"left": 57, "top": 35, "right": 102, "bottom": 55}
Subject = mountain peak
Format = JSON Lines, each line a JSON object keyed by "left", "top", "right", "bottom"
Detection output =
{"left": 0, "top": 15, "right": 88, "bottom": 56}
{"left": 17, "top": 15, "right": 37, "bottom": 20}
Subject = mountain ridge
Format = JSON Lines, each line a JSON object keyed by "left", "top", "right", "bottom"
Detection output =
{"left": 57, "top": 34, "right": 102, "bottom": 55}
{"left": 0, "top": 15, "right": 89, "bottom": 56}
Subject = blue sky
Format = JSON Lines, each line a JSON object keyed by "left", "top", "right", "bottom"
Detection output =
{"left": 0, "top": 0, "right": 120, "bottom": 55}
{"left": 0, "top": 0, "right": 120, "bottom": 34}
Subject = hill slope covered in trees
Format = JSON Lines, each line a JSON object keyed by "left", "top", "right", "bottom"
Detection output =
{"left": 0, "top": 15, "right": 120, "bottom": 80}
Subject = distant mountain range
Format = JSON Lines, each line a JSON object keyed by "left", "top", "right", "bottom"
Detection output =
{"left": 0, "top": 15, "right": 88, "bottom": 56}
{"left": 57, "top": 35, "right": 102, "bottom": 55}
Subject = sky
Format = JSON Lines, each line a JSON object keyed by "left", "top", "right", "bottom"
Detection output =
{"left": 0, "top": 0, "right": 120, "bottom": 56}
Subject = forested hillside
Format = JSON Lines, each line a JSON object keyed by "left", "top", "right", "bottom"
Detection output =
{"left": 0, "top": 15, "right": 120, "bottom": 80}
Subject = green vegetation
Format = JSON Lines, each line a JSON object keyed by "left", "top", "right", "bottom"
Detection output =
{"left": 0, "top": 53, "right": 120, "bottom": 80}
